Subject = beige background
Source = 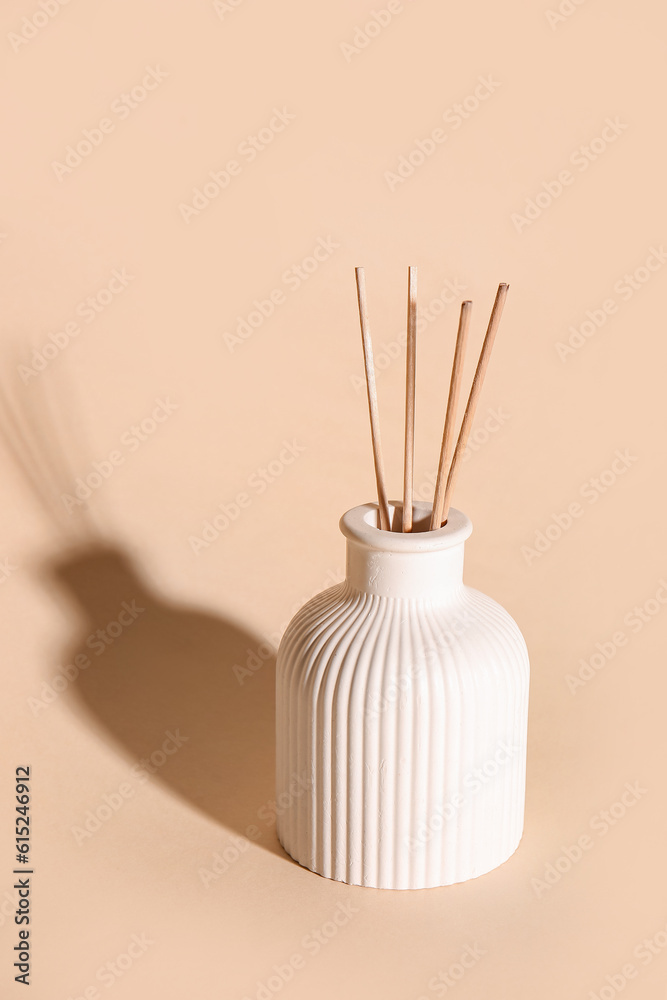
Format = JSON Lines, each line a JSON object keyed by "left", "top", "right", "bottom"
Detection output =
{"left": 1, "top": 0, "right": 666, "bottom": 997}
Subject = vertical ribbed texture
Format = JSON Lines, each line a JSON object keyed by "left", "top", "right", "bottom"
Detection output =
{"left": 276, "top": 580, "right": 529, "bottom": 890}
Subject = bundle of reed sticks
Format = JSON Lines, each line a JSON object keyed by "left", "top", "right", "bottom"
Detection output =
{"left": 355, "top": 267, "right": 508, "bottom": 532}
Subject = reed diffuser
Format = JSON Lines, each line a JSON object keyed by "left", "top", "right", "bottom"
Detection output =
{"left": 275, "top": 269, "right": 529, "bottom": 889}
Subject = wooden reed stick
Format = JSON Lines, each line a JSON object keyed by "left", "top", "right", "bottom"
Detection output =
{"left": 355, "top": 267, "right": 391, "bottom": 531}
{"left": 429, "top": 299, "right": 472, "bottom": 530}
{"left": 402, "top": 266, "right": 417, "bottom": 532}
{"left": 439, "top": 283, "right": 509, "bottom": 526}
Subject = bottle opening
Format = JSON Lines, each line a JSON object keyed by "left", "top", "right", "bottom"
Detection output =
{"left": 365, "top": 502, "right": 435, "bottom": 533}
{"left": 342, "top": 502, "right": 472, "bottom": 554}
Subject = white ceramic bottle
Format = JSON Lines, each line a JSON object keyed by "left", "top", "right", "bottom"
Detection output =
{"left": 275, "top": 500, "right": 529, "bottom": 889}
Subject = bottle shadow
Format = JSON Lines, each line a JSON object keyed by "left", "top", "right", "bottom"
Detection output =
{"left": 1, "top": 359, "right": 288, "bottom": 860}
{"left": 49, "top": 542, "right": 286, "bottom": 856}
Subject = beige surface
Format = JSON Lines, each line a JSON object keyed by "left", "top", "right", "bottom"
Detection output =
{"left": 1, "top": 1, "right": 667, "bottom": 997}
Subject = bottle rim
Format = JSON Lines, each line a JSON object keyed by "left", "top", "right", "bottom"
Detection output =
{"left": 340, "top": 501, "right": 472, "bottom": 553}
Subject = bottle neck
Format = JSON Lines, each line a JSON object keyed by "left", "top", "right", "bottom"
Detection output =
{"left": 340, "top": 502, "right": 472, "bottom": 602}
{"left": 346, "top": 540, "right": 465, "bottom": 599}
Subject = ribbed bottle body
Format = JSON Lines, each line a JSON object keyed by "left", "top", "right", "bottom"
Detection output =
{"left": 275, "top": 503, "right": 529, "bottom": 889}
